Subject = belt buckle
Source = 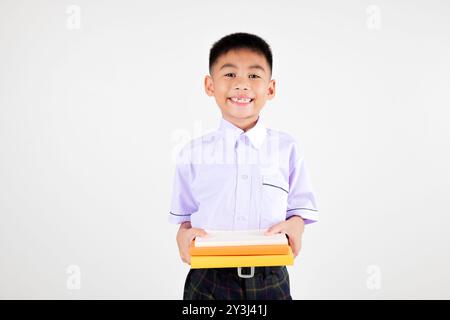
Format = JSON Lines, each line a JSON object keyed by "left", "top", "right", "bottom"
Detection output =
{"left": 237, "top": 266, "right": 255, "bottom": 278}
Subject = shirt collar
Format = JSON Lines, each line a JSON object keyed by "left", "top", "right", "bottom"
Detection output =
{"left": 218, "top": 115, "right": 267, "bottom": 149}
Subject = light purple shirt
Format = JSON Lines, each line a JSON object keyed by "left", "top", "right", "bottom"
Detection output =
{"left": 169, "top": 116, "right": 319, "bottom": 230}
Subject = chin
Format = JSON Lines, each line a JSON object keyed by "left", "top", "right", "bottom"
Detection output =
{"left": 228, "top": 112, "right": 257, "bottom": 120}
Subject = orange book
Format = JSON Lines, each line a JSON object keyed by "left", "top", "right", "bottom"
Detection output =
{"left": 189, "top": 241, "right": 290, "bottom": 256}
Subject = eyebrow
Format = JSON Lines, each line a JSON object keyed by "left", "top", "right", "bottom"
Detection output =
{"left": 219, "top": 63, "right": 266, "bottom": 73}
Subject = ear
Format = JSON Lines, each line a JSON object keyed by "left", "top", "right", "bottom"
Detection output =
{"left": 204, "top": 75, "right": 214, "bottom": 96}
{"left": 266, "top": 79, "right": 276, "bottom": 100}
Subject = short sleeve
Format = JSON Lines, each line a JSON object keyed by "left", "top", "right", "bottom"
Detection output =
{"left": 286, "top": 144, "right": 319, "bottom": 224}
{"left": 168, "top": 150, "right": 198, "bottom": 224}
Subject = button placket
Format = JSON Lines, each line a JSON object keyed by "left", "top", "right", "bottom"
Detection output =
{"left": 234, "top": 137, "right": 251, "bottom": 229}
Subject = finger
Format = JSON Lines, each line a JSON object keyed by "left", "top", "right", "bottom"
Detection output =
{"left": 183, "top": 254, "right": 191, "bottom": 265}
{"left": 190, "top": 228, "right": 208, "bottom": 238}
{"left": 188, "top": 229, "right": 207, "bottom": 245}
{"left": 288, "top": 235, "right": 301, "bottom": 257}
{"left": 196, "top": 228, "right": 208, "bottom": 237}
{"left": 180, "top": 245, "right": 191, "bottom": 263}
{"left": 265, "top": 223, "right": 285, "bottom": 236}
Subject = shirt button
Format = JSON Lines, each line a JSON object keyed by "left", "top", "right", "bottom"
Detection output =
{"left": 241, "top": 174, "right": 248, "bottom": 180}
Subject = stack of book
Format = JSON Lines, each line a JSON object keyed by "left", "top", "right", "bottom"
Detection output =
{"left": 189, "top": 230, "right": 294, "bottom": 269}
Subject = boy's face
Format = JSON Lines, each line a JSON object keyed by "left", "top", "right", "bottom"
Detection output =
{"left": 204, "top": 49, "right": 275, "bottom": 127}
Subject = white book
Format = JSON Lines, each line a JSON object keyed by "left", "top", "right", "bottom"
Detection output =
{"left": 194, "top": 229, "right": 288, "bottom": 247}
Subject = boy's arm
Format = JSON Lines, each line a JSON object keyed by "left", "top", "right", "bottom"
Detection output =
{"left": 169, "top": 148, "right": 198, "bottom": 225}
{"left": 286, "top": 142, "right": 319, "bottom": 224}
{"left": 266, "top": 141, "right": 318, "bottom": 257}
{"left": 265, "top": 215, "right": 305, "bottom": 257}
{"left": 169, "top": 148, "right": 207, "bottom": 264}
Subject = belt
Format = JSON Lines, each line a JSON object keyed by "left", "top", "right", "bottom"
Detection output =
{"left": 211, "top": 266, "right": 284, "bottom": 279}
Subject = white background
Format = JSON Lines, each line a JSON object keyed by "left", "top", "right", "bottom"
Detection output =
{"left": 1, "top": 0, "right": 449, "bottom": 299}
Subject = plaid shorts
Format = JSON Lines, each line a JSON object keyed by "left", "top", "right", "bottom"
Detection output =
{"left": 183, "top": 266, "right": 292, "bottom": 300}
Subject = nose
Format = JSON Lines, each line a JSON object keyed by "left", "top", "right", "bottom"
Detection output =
{"left": 232, "top": 75, "right": 250, "bottom": 90}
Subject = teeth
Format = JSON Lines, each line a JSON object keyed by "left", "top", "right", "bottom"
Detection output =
{"left": 231, "top": 97, "right": 252, "bottom": 103}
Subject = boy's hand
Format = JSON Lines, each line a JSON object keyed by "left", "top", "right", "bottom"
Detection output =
{"left": 265, "top": 216, "right": 305, "bottom": 257}
{"left": 176, "top": 221, "right": 207, "bottom": 265}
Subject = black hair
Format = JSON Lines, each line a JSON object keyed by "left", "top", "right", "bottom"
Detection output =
{"left": 209, "top": 32, "right": 273, "bottom": 76}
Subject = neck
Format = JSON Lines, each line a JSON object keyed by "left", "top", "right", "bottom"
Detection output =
{"left": 223, "top": 115, "right": 259, "bottom": 132}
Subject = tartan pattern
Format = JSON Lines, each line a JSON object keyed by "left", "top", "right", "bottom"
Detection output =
{"left": 183, "top": 266, "right": 292, "bottom": 300}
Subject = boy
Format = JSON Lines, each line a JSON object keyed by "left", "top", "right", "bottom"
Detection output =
{"left": 169, "top": 32, "right": 319, "bottom": 300}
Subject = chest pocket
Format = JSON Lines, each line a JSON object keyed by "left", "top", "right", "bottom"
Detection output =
{"left": 260, "top": 174, "right": 289, "bottom": 227}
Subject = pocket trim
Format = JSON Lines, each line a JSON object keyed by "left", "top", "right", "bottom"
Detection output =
{"left": 262, "top": 175, "right": 289, "bottom": 194}
{"left": 262, "top": 182, "right": 288, "bottom": 194}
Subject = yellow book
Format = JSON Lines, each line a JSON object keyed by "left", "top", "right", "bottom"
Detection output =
{"left": 190, "top": 247, "right": 294, "bottom": 269}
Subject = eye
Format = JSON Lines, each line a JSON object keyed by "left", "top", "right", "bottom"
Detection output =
{"left": 249, "top": 74, "right": 260, "bottom": 79}
{"left": 224, "top": 73, "right": 235, "bottom": 77}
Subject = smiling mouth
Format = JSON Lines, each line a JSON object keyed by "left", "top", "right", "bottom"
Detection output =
{"left": 227, "top": 97, "right": 254, "bottom": 106}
